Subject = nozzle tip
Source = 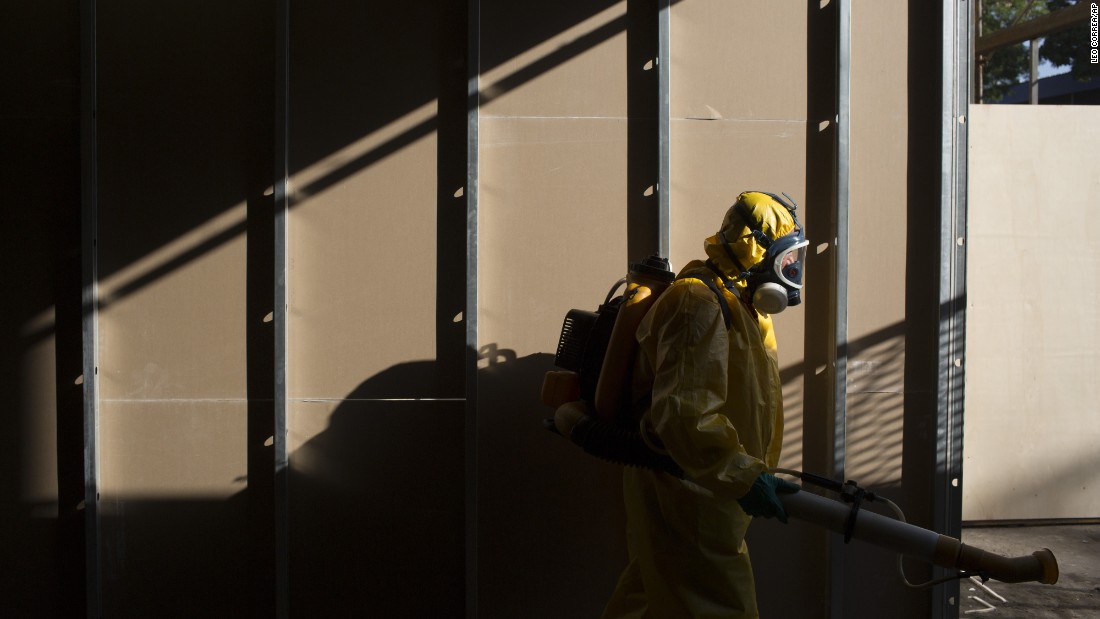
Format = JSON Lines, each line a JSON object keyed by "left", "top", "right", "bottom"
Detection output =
{"left": 1034, "top": 548, "right": 1059, "bottom": 585}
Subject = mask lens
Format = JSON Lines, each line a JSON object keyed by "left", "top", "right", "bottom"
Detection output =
{"left": 774, "top": 240, "right": 808, "bottom": 288}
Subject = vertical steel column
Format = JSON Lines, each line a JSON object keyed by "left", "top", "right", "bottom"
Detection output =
{"left": 933, "top": 0, "right": 969, "bottom": 616}
{"left": 273, "top": 0, "right": 291, "bottom": 615}
{"left": 656, "top": 0, "right": 671, "bottom": 258}
{"left": 465, "top": 0, "right": 480, "bottom": 616}
{"left": 829, "top": 2, "right": 852, "bottom": 617}
{"left": 80, "top": 1, "right": 101, "bottom": 616}
{"left": 1029, "top": 39, "right": 1039, "bottom": 104}
{"left": 834, "top": 0, "right": 851, "bottom": 492}
{"left": 974, "top": 0, "right": 983, "bottom": 103}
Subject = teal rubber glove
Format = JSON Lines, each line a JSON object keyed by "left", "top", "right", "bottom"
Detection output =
{"left": 737, "top": 473, "right": 801, "bottom": 523}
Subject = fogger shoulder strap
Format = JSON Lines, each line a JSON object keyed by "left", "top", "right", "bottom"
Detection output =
{"left": 677, "top": 267, "right": 733, "bottom": 330}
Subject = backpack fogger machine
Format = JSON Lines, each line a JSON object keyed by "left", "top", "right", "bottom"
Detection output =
{"left": 541, "top": 256, "right": 1059, "bottom": 588}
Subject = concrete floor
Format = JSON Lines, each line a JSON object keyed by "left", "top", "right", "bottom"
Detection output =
{"left": 958, "top": 524, "right": 1100, "bottom": 617}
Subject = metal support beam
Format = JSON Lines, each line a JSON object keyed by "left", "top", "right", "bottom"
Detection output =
{"left": 657, "top": 0, "right": 671, "bottom": 259}
{"left": 830, "top": 2, "right": 852, "bottom": 617}
{"left": 974, "top": 0, "right": 983, "bottom": 103}
{"left": 1029, "top": 38, "right": 1040, "bottom": 104}
{"left": 933, "top": 0, "right": 969, "bottom": 615}
{"left": 465, "top": 0, "right": 481, "bottom": 616}
{"left": 80, "top": 0, "right": 101, "bottom": 616}
{"left": 834, "top": 0, "right": 851, "bottom": 498}
{"left": 273, "top": 0, "right": 291, "bottom": 615}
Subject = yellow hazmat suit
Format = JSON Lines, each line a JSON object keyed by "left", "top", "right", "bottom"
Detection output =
{"left": 600, "top": 193, "right": 795, "bottom": 619}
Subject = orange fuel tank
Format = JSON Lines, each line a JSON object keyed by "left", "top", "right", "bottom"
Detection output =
{"left": 593, "top": 257, "right": 673, "bottom": 423}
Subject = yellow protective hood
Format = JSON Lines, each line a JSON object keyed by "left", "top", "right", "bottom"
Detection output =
{"left": 703, "top": 191, "right": 798, "bottom": 287}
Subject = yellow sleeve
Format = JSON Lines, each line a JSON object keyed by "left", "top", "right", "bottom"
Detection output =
{"left": 637, "top": 281, "right": 766, "bottom": 500}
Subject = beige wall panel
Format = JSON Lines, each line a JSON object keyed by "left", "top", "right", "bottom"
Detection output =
{"left": 288, "top": 130, "right": 439, "bottom": 399}
{"left": 98, "top": 403, "right": 251, "bottom": 616}
{"left": 479, "top": 7, "right": 642, "bottom": 615}
{"left": 668, "top": 118, "right": 806, "bottom": 271}
{"left": 481, "top": 3, "right": 628, "bottom": 118}
{"left": 847, "top": 0, "right": 908, "bottom": 346}
{"left": 671, "top": 0, "right": 806, "bottom": 122}
{"left": 287, "top": 398, "right": 465, "bottom": 616}
{"left": 98, "top": 208, "right": 249, "bottom": 401}
{"left": 90, "top": 2, "right": 274, "bottom": 612}
{"left": 835, "top": 4, "right": 923, "bottom": 615}
{"left": 846, "top": 391, "right": 906, "bottom": 486}
{"left": 95, "top": 0, "right": 267, "bottom": 402}
{"left": 286, "top": 0, "right": 464, "bottom": 401}
{"left": 100, "top": 400, "right": 247, "bottom": 499}
{"left": 285, "top": 3, "right": 466, "bottom": 614}
{"left": 17, "top": 318, "right": 59, "bottom": 504}
{"left": 479, "top": 117, "right": 631, "bottom": 355}
{"left": 477, "top": 116, "right": 634, "bottom": 616}
{"left": 965, "top": 105, "right": 1100, "bottom": 521}
{"left": 775, "top": 289, "right": 807, "bottom": 473}
{"left": 844, "top": 0, "right": 909, "bottom": 493}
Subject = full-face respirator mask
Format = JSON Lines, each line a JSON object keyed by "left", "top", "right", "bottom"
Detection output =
{"left": 720, "top": 192, "right": 809, "bottom": 315}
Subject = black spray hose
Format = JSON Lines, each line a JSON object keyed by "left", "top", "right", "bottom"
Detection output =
{"left": 565, "top": 415, "right": 684, "bottom": 479}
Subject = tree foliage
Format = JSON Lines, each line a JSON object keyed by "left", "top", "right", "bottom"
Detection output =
{"left": 981, "top": 0, "right": 1045, "bottom": 101}
{"left": 1042, "top": 0, "right": 1100, "bottom": 82}
{"left": 980, "top": 0, "right": 1097, "bottom": 102}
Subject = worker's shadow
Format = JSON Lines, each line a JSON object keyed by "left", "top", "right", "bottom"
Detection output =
{"left": 287, "top": 346, "right": 626, "bottom": 617}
